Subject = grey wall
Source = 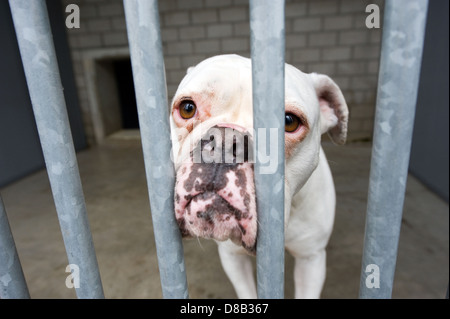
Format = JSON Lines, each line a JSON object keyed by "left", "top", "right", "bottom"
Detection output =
{"left": 410, "top": 0, "right": 449, "bottom": 202}
{"left": 61, "top": 0, "right": 385, "bottom": 145}
{"left": 0, "top": 0, "right": 86, "bottom": 188}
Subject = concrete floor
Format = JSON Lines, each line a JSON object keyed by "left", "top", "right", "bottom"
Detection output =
{"left": 1, "top": 132, "right": 448, "bottom": 299}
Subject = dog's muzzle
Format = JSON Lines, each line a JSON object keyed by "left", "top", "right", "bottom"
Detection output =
{"left": 174, "top": 125, "right": 258, "bottom": 254}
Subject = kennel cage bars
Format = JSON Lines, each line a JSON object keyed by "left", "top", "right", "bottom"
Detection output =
{"left": 123, "top": 0, "right": 189, "bottom": 299}
{"left": 6, "top": 0, "right": 105, "bottom": 299}
{"left": 1, "top": 0, "right": 428, "bottom": 299}
{"left": 0, "top": 194, "right": 29, "bottom": 298}
{"left": 359, "top": 0, "right": 428, "bottom": 298}
{"left": 250, "top": 0, "right": 286, "bottom": 299}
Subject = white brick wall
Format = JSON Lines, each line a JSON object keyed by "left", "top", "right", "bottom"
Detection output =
{"left": 62, "top": 0, "right": 384, "bottom": 145}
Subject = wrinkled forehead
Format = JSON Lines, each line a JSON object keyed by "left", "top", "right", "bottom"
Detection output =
{"left": 172, "top": 55, "right": 252, "bottom": 104}
{"left": 171, "top": 55, "right": 317, "bottom": 113}
{"left": 284, "top": 64, "right": 317, "bottom": 112}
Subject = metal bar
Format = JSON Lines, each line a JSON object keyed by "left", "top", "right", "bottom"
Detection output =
{"left": 0, "top": 194, "right": 30, "bottom": 299}
{"left": 123, "top": 0, "right": 189, "bottom": 299}
{"left": 9, "top": 0, "right": 104, "bottom": 299}
{"left": 250, "top": 0, "right": 286, "bottom": 299}
{"left": 359, "top": 0, "right": 429, "bottom": 299}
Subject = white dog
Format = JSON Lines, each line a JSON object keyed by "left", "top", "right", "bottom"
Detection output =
{"left": 170, "top": 54, "right": 348, "bottom": 298}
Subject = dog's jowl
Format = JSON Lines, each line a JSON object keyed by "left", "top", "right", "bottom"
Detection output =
{"left": 175, "top": 125, "right": 257, "bottom": 254}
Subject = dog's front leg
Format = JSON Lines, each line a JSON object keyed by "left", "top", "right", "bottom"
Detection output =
{"left": 218, "top": 241, "right": 257, "bottom": 299}
{"left": 293, "top": 249, "right": 327, "bottom": 299}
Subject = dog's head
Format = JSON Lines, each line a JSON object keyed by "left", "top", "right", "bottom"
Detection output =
{"left": 170, "top": 54, "right": 348, "bottom": 254}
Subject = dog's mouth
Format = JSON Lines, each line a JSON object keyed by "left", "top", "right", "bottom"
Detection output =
{"left": 180, "top": 191, "right": 249, "bottom": 243}
{"left": 174, "top": 161, "right": 257, "bottom": 255}
{"left": 174, "top": 124, "right": 258, "bottom": 254}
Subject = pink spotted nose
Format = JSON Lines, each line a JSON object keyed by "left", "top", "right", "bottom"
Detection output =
{"left": 174, "top": 126, "right": 257, "bottom": 254}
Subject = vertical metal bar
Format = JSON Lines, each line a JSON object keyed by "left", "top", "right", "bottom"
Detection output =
{"left": 359, "top": 0, "right": 428, "bottom": 299}
{"left": 250, "top": 0, "right": 286, "bottom": 299}
{"left": 123, "top": 0, "right": 189, "bottom": 299}
{"left": 0, "top": 194, "right": 30, "bottom": 299}
{"left": 9, "top": 0, "right": 104, "bottom": 299}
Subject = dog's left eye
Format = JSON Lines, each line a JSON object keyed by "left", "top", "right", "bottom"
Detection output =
{"left": 179, "top": 100, "right": 197, "bottom": 119}
{"left": 285, "top": 113, "right": 301, "bottom": 133}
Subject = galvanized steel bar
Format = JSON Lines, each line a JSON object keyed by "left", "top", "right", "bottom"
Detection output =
{"left": 250, "top": 0, "right": 286, "bottom": 299}
{"left": 359, "top": 0, "right": 429, "bottom": 299}
{"left": 0, "top": 194, "right": 30, "bottom": 299}
{"left": 123, "top": 0, "right": 189, "bottom": 299}
{"left": 9, "top": 0, "right": 104, "bottom": 299}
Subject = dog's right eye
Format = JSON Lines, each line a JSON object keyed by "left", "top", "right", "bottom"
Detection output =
{"left": 285, "top": 113, "right": 301, "bottom": 133}
{"left": 179, "top": 101, "right": 197, "bottom": 119}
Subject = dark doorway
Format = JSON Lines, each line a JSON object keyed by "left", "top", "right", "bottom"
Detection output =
{"left": 113, "top": 59, "right": 139, "bottom": 129}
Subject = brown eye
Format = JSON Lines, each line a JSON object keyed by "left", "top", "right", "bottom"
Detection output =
{"left": 285, "top": 113, "right": 301, "bottom": 133}
{"left": 179, "top": 100, "right": 197, "bottom": 119}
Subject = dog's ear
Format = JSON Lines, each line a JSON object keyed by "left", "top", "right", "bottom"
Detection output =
{"left": 310, "top": 73, "right": 349, "bottom": 145}
{"left": 186, "top": 66, "right": 195, "bottom": 74}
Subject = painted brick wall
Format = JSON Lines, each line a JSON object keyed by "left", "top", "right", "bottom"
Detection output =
{"left": 62, "top": 0, "right": 384, "bottom": 145}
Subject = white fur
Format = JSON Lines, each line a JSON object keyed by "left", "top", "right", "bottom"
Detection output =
{"left": 170, "top": 54, "right": 348, "bottom": 299}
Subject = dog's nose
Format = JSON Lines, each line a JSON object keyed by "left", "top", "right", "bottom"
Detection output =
{"left": 195, "top": 126, "right": 253, "bottom": 164}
